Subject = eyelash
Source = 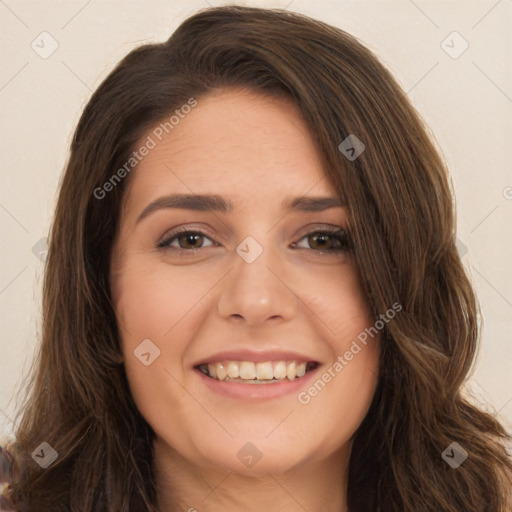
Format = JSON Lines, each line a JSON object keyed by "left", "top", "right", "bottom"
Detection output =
{"left": 156, "top": 226, "right": 351, "bottom": 255}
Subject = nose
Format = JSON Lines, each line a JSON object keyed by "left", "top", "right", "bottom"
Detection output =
{"left": 216, "top": 237, "right": 297, "bottom": 327}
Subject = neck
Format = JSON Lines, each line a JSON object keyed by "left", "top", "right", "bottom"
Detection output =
{"left": 153, "top": 438, "right": 351, "bottom": 512}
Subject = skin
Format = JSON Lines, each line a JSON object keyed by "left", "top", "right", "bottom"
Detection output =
{"left": 110, "top": 88, "right": 381, "bottom": 512}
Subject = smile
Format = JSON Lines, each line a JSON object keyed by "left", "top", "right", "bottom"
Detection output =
{"left": 196, "top": 360, "right": 319, "bottom": 384}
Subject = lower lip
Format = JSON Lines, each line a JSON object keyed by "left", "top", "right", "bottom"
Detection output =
{"left": 194, "top": 366, "right": 321, "bottom": 400}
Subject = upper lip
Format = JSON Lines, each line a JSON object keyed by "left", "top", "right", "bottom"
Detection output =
{"left": 193, "top": 349, "right": 320, "bottom": 367}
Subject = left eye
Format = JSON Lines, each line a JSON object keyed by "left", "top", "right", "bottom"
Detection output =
{"left": 157, "top": 231, "right": 215, "bottom": 250}
{"left": 157, "top": 229, "right": 350, "bottom": 252}
{"left": 292, "top": 230, "right": 350, "bottom": 252}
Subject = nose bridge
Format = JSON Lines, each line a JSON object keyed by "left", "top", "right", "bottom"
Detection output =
{"left": 216, "top": 233, "right": 296, "bottom": 324}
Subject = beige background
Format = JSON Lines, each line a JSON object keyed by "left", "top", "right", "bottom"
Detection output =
{"left": 1, "top": 0, "right": 511, "bottom": 441}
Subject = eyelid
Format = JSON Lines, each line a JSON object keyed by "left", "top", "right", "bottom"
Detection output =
{"left": 157, "top": 223, "right": 350, "bottom": 252}
{"left": 157, "top": 223, "right": 217, "bottom": 246}
{"left": 294, "top": 223, "right": 348, "bottom": 238}
{"left": 292, "top": 225, "right": 350, "bottom": 252}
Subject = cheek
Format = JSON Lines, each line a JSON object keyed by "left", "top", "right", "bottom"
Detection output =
{"left": 111, "top": 263, "right": 196, "bottom": 425}
{"left": 112, "top": 259, "right": 208, "bottom": 343}
{"left": 111, "top": 260, "right": 219, "bottom": 399}
{"left": 292, "top": 266, "right": 380, "bottom": 435}
{"left": 295, "top": 262, "right": 374, "bottom": 339}
{"left": 296, "top": 336, "right": 380, "bottom": 456}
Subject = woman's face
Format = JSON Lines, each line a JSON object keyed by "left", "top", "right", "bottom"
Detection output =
{"left": 110, "top": 88, "right": 380, "bottom": 476}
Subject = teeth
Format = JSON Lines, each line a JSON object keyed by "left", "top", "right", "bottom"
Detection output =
{"left": 256, "top": 362, "right": 273, "bottom": 380}
{"left": 227, "top": 361, "right": 239, "bottom": 379}
{"left": 199, "top": 360, "right": 314, "bottom": 382}
{"left": 286, "top": 361, "right": 296, "bottom": 381}
{"left": 273, "top": 361, "right": 287, "bottom": 380}
{"left": 296, "top": 362, "right": 307, "bottom": 377}
{"left": 239, "top": 361, "right": 256, "bottom": 380}
{"left": 216, "top": 362, "right": 227, "bottom": 381}
{"left": 207, "top": 363, "right": 217, "bottom": 379}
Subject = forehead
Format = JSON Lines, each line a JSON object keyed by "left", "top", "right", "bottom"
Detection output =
{"left": 122, "top": 88, "right": 335, "bottom": 214}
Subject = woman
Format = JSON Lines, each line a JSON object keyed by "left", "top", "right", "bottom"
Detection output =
{"left": 2, "top": 5, "right": 511, "bottom": 511}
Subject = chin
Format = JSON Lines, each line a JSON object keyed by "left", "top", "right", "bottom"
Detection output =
{"left": 194, "top": 434, "right": 313, "bottom": 477}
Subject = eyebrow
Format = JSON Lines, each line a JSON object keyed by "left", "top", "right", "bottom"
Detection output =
{"left": 136, "top": 193, "right": 344, "bottom": 224}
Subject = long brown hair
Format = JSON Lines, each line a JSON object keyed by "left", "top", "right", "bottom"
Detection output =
{"left": 4, "top": 5, "right": 511, "bottom": 511}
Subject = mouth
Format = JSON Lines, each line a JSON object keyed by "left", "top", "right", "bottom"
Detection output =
{"left": 195, "top": 360, "right": 320, "bottom": 384}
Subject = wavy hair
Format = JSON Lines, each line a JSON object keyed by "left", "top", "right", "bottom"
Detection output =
{"left": 4, "top": 5, "right": 511, "bottom": 511}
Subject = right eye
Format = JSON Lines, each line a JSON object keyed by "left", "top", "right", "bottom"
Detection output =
{"left": 157, "top": 229, "right": 216, "bottom": 251}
